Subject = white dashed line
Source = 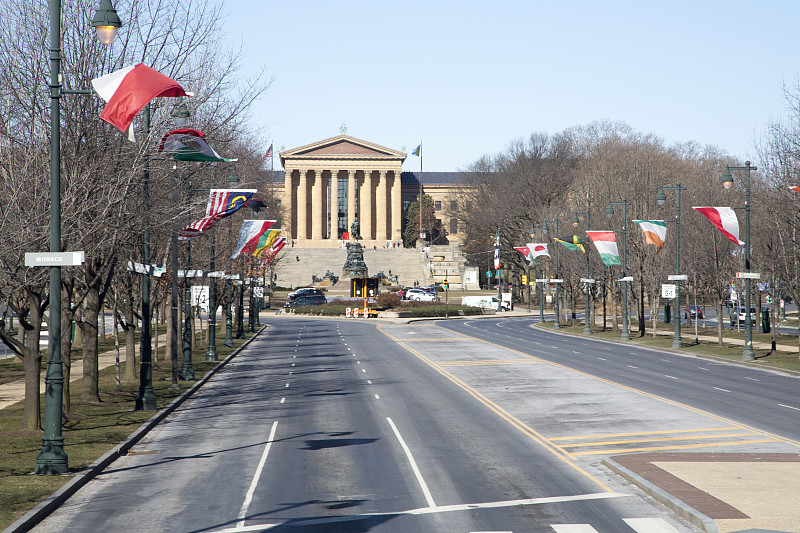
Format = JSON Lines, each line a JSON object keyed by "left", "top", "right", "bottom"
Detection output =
{"left": 698, "top": 367, "right": 709, "bottom": 371}
{"left": 362, "top": 369, "right": 367, "bottom": 373}
{"left": 627, "top": 365, "right": 638, "bottom": 369}
{"left": 367, "top": 380, "right": 372, "bottom": 384}
{"left": 713, "top": 387, "right": 731, "bottom": 393}
{"left": 597, "top": 357, "right": 606, "bottom": 361}
{"left": 285, "top": 383, "right": 290, "bottom": 388}
{"left": 745, "top": 376, "right": 759, "bottom": 381}
{"left": 779, "top": 403, "right": 800, "bottom": 411}
{"left": 280, "top": 398, "right": 285, "bottom": 404}
{"left": 374, "top": 394, "right": 380, "bottom": 399}
{"left": 664, "top": 375, "right": 679, "bottom": 380}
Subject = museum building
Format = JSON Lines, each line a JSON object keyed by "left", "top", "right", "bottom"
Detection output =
{"left": 271, "top": 134, "right": 468, "bottom": 248}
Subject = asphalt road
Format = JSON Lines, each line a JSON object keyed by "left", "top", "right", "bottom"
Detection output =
{"left": 32, "top": 315, "right": 800, "bottom": 532}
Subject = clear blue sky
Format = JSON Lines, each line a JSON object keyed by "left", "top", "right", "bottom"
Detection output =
{"left": 222, "top": 1, "right": 800, "bottom": 172}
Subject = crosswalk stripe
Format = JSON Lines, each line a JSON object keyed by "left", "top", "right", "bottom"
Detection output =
{"left": 623, "top": 517, "right": 680, "bottom": 532}
{"left": 551, "top": 525, "right": 598, "bottom": 532}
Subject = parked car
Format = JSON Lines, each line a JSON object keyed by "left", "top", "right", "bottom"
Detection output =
{"left": 685, "top": 305, "right": 704, "bottom": 320}
{"left": 288, "top": 287, "right": 324, "bottom": 299}
{"left": 405, "top": 288, "right": 438, "bottom": 302}
{"left": 729, "top": 306, "right": 756, "bottom": 325}
{"left": 284, "top": 294, "right": 327, "bottom": 308}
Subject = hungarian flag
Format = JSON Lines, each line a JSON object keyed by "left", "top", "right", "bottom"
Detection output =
{"left": 231, "top": 220, "right": 276, "bottom": 259}
{"left": 179, "top": 189, "right": 257, "bottom": 240}
{"left": 555, "top": 236, "right": 585, "bottom": 253}
{"left": 586, "top": 231, "right": 622, "bottom": 266}
{"left": 632, "top": 220, "right": 667, "bottom": 253}
{"left": 92, "top": 64, "right": 192, "bottom": 141}
{"left": 159, "top": 129, "right": 237, "bottom": 162}
{"left": 525, "top": 243, "right": 551, "bottom": 259}
{"left": 692, "top": 207, "right": 744, "bottom": 245}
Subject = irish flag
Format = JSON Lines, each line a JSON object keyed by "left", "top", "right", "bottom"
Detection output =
{"left": 585, "top": 231, "right": 622, "bottom": 266}
{"left": 92, "top": 64, "right": 192, "bottom": 141}
{"left": 692, "top": 207, "right": 744, "bottom": 245}
{"left": 632, "top": 220, "right": 667, "bottom": 253}
{"left": 231, "top": 220, "right": 276, "bottom": 259}
{"left": 525, "top": 243, "right": 551, "bottom": 259}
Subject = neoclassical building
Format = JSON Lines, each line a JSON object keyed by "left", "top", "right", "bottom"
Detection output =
{"left": 273, "top": 133, "right": 469, "bottom": 248}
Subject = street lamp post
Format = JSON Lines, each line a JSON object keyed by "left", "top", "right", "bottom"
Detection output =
{"left": 722, "top": 162, "right": 757, "bottom": 361}
{"left": 573, "top": 211, "right": 592, "bottom": 334}
{"left": 606, "top": 199, "right": 631, "bottom": 341}
{"left": 543, "top": 219, "right": 560, "bottom": 328}
{"left": 224, "top": 166, "right": 239, "bottom": 348}
{"left": 657, "top": 183, "right": 686, "bottom": 349}
{"left": 206, "top": 165, "right": 218, "bottom": 362}
{"left": 180, "top": 172, "right": 195, "bottom": 381}
{"left": 36, "top": 0, "right": 121, "bottom": 475}
{"left": 495, "top": 229, "right": 502, "bottom": 311}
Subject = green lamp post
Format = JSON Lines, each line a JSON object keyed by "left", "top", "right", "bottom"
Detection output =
{"left": 224, "top": 166, "right": 239, "bottom": 348}
{"left": 722, "top": 162, "right": 756, "bottom": 361}
{"left": 494, "top": 229, "right": 502, "bottom": 311}
{"left": 37, "top": 0, "right": 122, "bottom": 475}
{"left": 606, "top": 199, "right": 631, "bottom": 341}
{"left": 542, "top": 218, "right": 560, "bottom": 328}
{"left": 657, "top": 183, "right": 686, "bottom": 349}
{"left": 573, "top": 210, "right": 592, "bottom": 334}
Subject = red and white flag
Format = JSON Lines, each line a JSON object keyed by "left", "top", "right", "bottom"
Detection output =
{"left": 513, "top": 246, "right": 531, "bottom": 263}
{"left": 92, "top": 64, "right": 192, "bottom": 141}
{"left": 790, "top": 186, "right": 800, "bottom": 192}
{"left": 525, "top": 243, "right": 551, "bottom": 259}
{"left": 692, "top": 207, "right": 744, "bottom": 245}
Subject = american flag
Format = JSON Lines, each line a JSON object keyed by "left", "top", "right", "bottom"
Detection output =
{"left": 179, "top": 189, "right": 257, "bottom": 240}
{"left": 262, "top": 143, "right": 273, "bottom": 160}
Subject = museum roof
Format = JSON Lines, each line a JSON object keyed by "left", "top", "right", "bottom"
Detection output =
{"left": 260, "top": 170, "right": 479, "bottom": 187}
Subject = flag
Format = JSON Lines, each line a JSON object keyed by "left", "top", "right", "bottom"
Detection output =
{"left": 412, "top": 144, "right": 421, "bottom": 157}
{"left": 514, "top": 246, "right": 532, "bottom": 263}
{"left": 692, "top": 207, "right": 744, "bottom": 245}
{"left": 252, "top": 229, "right": 282, "bottom": 258}
{"left": 525, "top": 243, "right": 551, "bottom": 259}
{"left": 555, "top": 236, "right": 585, "bottom": 253}
{"left": 585, "top": 231, "right": 622, "bottom": 266}
{"left": 231, "top": 220, "right": 276, "bottom": 259}
{"left": 179, "top": 189, "right": 257, "bottom": 240}
{"left": 92, "top": 64, "right": 192, "bottom": 141}
{"left": 493, "top": 247, "right": 500, "bottom": 269}
{"left": 159, "top": 128, "right": 237, "bottom": 162}
{"left": 790, "top": 186, "right": 800, "bottom": 192}
{"left": 632, "top": 220, "right": 667, "bottom": 253}
{"left": 262, "top": 143, "right": 273, "bottom": 160}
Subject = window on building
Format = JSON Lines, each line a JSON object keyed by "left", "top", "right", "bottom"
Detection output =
{"left": 449, "top": 218, "right": 458, "bottom": 234}
{"left": 434, "top": 200, "right": 441, "bottom": 210}
{"left": 450, "top": 200, "right": 457, "bottom": 211}
{"left": 403, "top": 200, "right": 411, "bottom": 211}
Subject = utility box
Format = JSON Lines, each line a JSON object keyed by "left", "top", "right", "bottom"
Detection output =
{"left": 664, "top": 302, "right": 671, "bottom": 323}
{"left": 351, "top": 277, "right": 380, "bottom": 298}
{"left": 761, "top": 309, "right": 770, "bottom": 333}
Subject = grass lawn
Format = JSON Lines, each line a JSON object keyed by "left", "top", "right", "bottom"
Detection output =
{"left": 0, "top": 325, "right": 257, "bottom": 531}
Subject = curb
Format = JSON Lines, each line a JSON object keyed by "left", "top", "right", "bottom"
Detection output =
{"left": 2, "top": 326, "right": 267, "bottom": 533}
{"left": 602, "top": 457, "right": 719, "bottom": 533}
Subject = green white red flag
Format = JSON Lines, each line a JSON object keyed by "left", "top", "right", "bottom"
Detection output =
{"left": 585, "top": 231, "right": 622, "bottom": 266}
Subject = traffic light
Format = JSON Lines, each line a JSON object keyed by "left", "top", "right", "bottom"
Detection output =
{"left": 443, "top": 279, "right": 449, "bottom": 290}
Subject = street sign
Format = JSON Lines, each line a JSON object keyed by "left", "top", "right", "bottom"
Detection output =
{"left": 253, "top": 287, "right": 264, "bottom": 297}
{"left": 667, "top": 274, "right": 688, "bottom": 281}
{"left": 580, "top": 278, "right": 596, "bottom": 284}
{"left": 661, "top": 283, "right": 676, "bottom": 299}
{"left": 736, "top": 272, "right": 761, "bottom": 279}
{"left": 618, "top": 276, "right": 634, "bottom": 282}
{"left": 178, "top": 270, "right": 226, "bottom": 278}
{"left": 126, "top": 261, "right": 165, "bottom": 277}
{"left": 486, "top": 271, "right": 492, "bottom": 279}
{"left": 535, "top": 278, "right": 547, "bottom": 283}
{"left": 25, "top": 251, "right": 84, "bottom": 267}
{"left": 549, "top": 278, "right": 563, "bottom": 284}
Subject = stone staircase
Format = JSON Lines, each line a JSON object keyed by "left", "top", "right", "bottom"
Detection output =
{"left": 274, "top": 246, "right": 431, "bottom": 290}
{"left": 425, "top": 244, "right": 467, "bottom": 289}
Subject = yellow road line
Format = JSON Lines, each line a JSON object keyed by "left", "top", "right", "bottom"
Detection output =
{"left": 556, "top": 432, "right": 760, "bottom": 448}
{"left": 437, "top": 359, "right": 542, "bottom": 367}
{"left": 549, "top": 426, "right": 741, "bottom": 441}
{"left": 377, "top": 325, "right": 611, "bottom": 492}
{"left": 570, "top": 439, "right": 779, "bottom": 456}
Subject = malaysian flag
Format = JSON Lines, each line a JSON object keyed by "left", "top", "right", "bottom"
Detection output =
{"left": 179, "top": 189, "right": 257, "bottom": 240}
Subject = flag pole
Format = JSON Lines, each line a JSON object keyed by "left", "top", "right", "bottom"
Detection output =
{"left": 418, "top": 142, "right": 423, "bottom": 245}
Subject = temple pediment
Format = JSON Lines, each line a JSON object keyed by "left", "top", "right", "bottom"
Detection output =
{"left": 280, "top": 134, "right": 406, "bottom": 165}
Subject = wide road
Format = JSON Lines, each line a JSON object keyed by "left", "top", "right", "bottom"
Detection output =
{"left": 33, "top": 316, "right": 745, "bottom": 533}
{"left": 441, "top": 316, "right": 800, "bottom": 443}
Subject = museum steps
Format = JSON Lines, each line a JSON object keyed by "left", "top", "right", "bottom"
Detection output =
{"left": 274, "top": 246, "right": 431, "bottom": 291}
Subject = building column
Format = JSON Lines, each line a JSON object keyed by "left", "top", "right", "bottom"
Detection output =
{"left": 361, "top": 170, "right": 373, "bottom": 241}
{"left": 297, "top": 170, "right": 308, "bottom": 240}
{"left": 347, "top": 170, "right": 357, "bottom": 236}
{"left": 329, "top": 170, "right": 339, "bottom": 239}
{"left": 391, "top": 170, "right": 402, "bottom": 245}
{"left": 284, "top": 169, "right": 295, "bottom": 239}
{"left": 376, "top": 170, "right": 388, "bottom": 241}
{"left": 311, "top": 170, "right": 323, "bottom": 240}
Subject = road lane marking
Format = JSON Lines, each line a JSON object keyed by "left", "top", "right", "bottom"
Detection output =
{"left": 288, "top": 492, "right": 624, "bottom": 526}
{"left": 386, "top": 417, "right": 436, "bottom": 508}
{"left": 779, "top": 403, "right": 800, "bottom": 411}
{"left": 745, "top": 376, "right": 759, "bottom": 381}
{"left": 362, "top": 368, "right": 367, "bottom": 373}
{"left": 367, "top": 380, "right": 372, "bottom": 384}
{"left": 570, "top": 438, "right": 778, "bottom": 456}
{"left": 550, "top": 427, "right": 739, "bottom": 441}
{"left": 627, "top": 365, "right": 638, "bottom": 369}
{"left": 713, "top": 387, "right": 731, "bottom": 392}
{"left": 375, "top": 394, "right": 380, "bottom": 399}
{"left": 623, "top": 517, "right": 680, "bottom": 532}
{"left": 237, "top": 421, "right": 278, "bottom": 528}
{"left": 551, "top": 525, "right": 598, "bottom": 532}
{"left": 664, "top": 375, "right": 679, "bottom": 380}
{"left": 280, "top": 398, "right": 285, "bottom": 404}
